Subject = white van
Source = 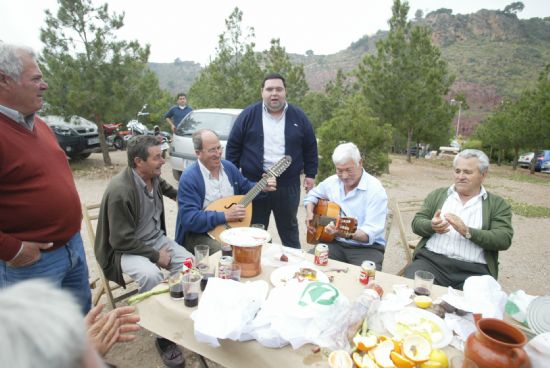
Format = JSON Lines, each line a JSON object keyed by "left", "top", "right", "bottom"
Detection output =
{"left": 169, "top": 108, "right": 242, "bottom": 180}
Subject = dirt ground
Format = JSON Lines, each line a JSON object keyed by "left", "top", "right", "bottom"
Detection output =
{"left": 73, "top": 151, "right": 550, "bottom": 368}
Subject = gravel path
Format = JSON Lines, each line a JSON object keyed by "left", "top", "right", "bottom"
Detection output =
{"left": 73, "top": 151, "right": 550, "bottom": 367}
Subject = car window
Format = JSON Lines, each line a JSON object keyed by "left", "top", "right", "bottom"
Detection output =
{"left": 176, "top": 112, "right": 238, "bottom": 139}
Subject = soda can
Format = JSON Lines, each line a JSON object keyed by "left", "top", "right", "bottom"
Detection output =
{"left": 314, "top": 243, "right": 329, "bottom": 266}
{"left": 359, "top": 260, "right": 376, "bottom": 285}
{"left": 182, "top": 257, "right": 194, "bottom": 273}
{"left": 218, "top": 256, "right": 234, "bottom": 279}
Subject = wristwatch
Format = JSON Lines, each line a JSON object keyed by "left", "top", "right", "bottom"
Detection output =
{"left": 464, "top": 229, "right": 472, "bottom": 239}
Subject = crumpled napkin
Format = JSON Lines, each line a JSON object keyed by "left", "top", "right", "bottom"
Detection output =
{"left": 439, "top": 275, "right": 508, "bottom": 351}
{"left": 191, "top": 278, "right": 269, "bottom": 347}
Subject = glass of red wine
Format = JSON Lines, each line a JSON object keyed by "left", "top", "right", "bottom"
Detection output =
{"left": 414, "top": 270, "right": 434, "bottom": 296}
{"left": 182, "top": 272, "right": 202, "bottom": 307}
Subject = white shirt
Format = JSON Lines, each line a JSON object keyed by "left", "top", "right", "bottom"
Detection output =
{"left": 426, "top": 185, "right": 487, "bottom": 263}
{"left": 197, "top": 161, "right": 234, "bottom": 208}
{"left": 304, "top": 170, "right": 388, "bottom": 246}
{"left": 262, "top": 102, "right": 287, "bottom": 171}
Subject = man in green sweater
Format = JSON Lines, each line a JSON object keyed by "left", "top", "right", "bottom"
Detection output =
{"left": 403, "top": 149, "right": 513, "bottom": 290}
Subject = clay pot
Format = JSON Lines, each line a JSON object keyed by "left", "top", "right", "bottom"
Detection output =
{"left": 219, "top": 227, "right": 270, "bottom": 278}
{"left": 464, "top": 315, "right": 531, "bottom": 368}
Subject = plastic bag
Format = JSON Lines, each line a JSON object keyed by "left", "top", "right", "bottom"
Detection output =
{"left": 505, "top": 290, "right": 536, "bottom": 324}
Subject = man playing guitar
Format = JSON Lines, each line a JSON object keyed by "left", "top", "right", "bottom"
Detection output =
{"left": 304, "top": 142, "right": 388, "bottom": 270}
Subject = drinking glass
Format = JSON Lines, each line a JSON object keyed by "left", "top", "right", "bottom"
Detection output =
{"left": 230, "top": 263, "right": 242, "bottom": 282}
{"left": 194, "top": 245, "right": 209, "bottom": 272}
{"left": 414, "top": 270, "right": 434, "bottom": 296}
{"left": 168, "top": 271, "right": 184, "bottom": 301}
{"left": 182, "top": 272, "right": 201, "bottom": 307}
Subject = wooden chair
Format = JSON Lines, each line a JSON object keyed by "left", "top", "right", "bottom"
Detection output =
{"left": 82, "top": 203, "right": 137, "bottom": 309}
{"left": 392, "top": 199, "right": 424, "bottom": 276}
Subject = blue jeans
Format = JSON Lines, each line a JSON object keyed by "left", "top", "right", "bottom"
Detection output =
{"left": 0, "top": 232, "right": 92, "bottom": 314}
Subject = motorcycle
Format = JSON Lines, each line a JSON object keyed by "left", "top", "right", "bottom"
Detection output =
{"left": 125, "top": 105, "right": 171, "bottom": 158}
{"left": 102, "top": 123, "right": 125, "bottom": 150}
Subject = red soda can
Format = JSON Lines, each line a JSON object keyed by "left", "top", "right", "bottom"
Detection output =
{"left": 314, "top": 244, "right": 329, "bottom": 266}
{"left": 182, "top": 257, "right": 194, "bottom": 272}
{"left": 359, "top": 260, "right": 376, "bottom": 285}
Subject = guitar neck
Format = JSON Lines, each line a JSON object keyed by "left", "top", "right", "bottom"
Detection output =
{"left": 238, "top": 176, "right": 269, "bottom": 206}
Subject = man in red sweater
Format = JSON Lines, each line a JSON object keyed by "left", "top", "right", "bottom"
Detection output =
{"left": 0, "top": 43, "right": 91, "bottom": 313}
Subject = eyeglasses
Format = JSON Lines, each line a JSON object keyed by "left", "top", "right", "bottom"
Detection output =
{"left": 204, "top": 145, "right": 223, "bottom": 154}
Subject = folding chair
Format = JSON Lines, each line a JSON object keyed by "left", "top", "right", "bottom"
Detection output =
{"left": 392, "top": 199, "right": 424, "bottom": 276}
{"left": 82, "top": 203, "right": 137, "bottom": 309}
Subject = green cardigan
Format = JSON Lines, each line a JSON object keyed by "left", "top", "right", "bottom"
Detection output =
{"left": 412, "top": 187, "right": 513, "bottom": 279}
{"left": 94, "top": 167, "right": 177, "bottom": 287}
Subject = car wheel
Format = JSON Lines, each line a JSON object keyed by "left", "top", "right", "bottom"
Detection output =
{"left": 172, "top": 169, "right": 182, "bottom": 181}
{"left": 113, "top": 136, "right": 124, "bottom": 150}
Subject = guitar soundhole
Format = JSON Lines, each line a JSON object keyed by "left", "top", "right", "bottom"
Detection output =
{"left": 224, "top": 202, "right": 237, "bottom": 209}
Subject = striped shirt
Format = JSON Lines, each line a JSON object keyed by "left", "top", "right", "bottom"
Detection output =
{"left": 426, "top": 185, "right": 487, "bottom": 263}
{"left": 197, "top": 161, "right": 234, "bottom": 208}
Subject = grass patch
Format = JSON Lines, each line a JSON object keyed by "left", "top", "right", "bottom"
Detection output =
{"left": 507, "top": 199, "right": 550, "bottom": 218}
{"left": 492, "top": 171, "right": 550, "bottom": 185}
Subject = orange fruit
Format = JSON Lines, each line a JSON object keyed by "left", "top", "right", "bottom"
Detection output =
{"left": 352, "top": 352, "right": 377, "bottom": 368}
{"left": 372, "top": 340, "right": 396, "bottom": 368}
{"left": 390, "top": 351, "right": 415, "bottom": 368}
{"left": 353, "top": 334, "right": 378, "bottom": 351}
{"left": 414, "top": 295, "right": 433, "bottom": 309}
{"left": 328, "top": 350, "right": 353, "bottom": 368}
{"left": 402, "top": 335, "right": 431, "bottom": 363}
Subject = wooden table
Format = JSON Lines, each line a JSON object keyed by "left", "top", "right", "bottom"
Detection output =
{"left": 136, "top": 244, "right": 461, "bottom": 367}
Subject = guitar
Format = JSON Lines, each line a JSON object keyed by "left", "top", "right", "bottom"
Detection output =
{"left": 206, "top": 156, "right": 292, "bottom": 242}
{"left": 306, "top": 199, "right": 358, "bottom": 244}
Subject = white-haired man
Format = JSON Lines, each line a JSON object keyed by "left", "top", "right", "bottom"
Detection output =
{"left": 0, "top": 279, "right": 140, "bottom": 368}
{"left": 404, "top": 149, "right": 513, "bottom": 289}
{"left": 304, "top": 142, "right": 388, "bottom": 270}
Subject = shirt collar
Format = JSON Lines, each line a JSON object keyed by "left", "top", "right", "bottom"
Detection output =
{"left": 447, "top": 185, "right": 488, "bottom": 200}
{"left": 132, "top": 169, "right": 156, "bottom": 196}
{"left": 197, "top": 159, "right": 226, "bottom": 180}
{"left": 0, "top": 104, "right": 35, "bottom": 130}
{"left": 262, "top": 102, "right": 288, "bottom": 119}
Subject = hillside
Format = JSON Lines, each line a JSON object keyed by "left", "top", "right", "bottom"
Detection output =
{"left": 149, "top": 9, "right": 550, "bottom": 135}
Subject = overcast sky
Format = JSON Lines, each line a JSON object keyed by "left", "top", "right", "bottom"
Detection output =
{"left": 1, "top": 0, "right": 549, "bottom": 65}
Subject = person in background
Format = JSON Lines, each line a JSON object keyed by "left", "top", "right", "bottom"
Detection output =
{"left": 175, "top": 129, "right": 276, "bottom": 253}
{"left": 0, "top": 279, "right": 140, "bottom": 368}
{"left": 403, "top": 149, "right": 513, "bottom": 289}
{"left": 304, "top": 142, "right": 388, "bottom": 270}
{"left": 95, "top": 135, "right": 192, "bottom": 367}
{"left": 226, "top": 73, "right": 318, "bottom": 249}
{"left": 0, "top": 42, "right": 91, "bottom": 313}
{"left": 165, "top": 92, "right": 192, "bottom": 132}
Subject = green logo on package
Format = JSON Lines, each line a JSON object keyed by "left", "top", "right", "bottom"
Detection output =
{"left": 298, "top": 282, "right": 339, "bottom": 306}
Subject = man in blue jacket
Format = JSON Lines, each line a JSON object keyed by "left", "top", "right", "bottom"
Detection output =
{"left": 226, "top": 73, "right": 318, "bottom": 249}
{"left": 175, "top": 129, "right": 276, "bottom": 252}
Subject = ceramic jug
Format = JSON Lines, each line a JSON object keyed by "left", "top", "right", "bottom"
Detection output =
{"left": 464, "top": 315, "right": 531, "bottom": 368}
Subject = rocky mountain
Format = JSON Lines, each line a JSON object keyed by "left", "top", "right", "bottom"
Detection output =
{"left": 150, "top": 9, "right": 550, "bottom": 135}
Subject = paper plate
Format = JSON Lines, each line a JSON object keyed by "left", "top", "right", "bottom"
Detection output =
{"left": 219, "top": 227, "right": 271, "bottom": 247}
{"left": 270, "top": 264, "right": 329, "bottom": 287}
{"left": 527, "top": 295, "right": 550, "bottom": 335}
{"left": 383, "top": 307, "right": 453, "bottom": 348}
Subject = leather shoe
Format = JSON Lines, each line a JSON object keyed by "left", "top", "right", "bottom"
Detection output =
{"left": 155, "top": 337, "right": 185, "bottom": 367}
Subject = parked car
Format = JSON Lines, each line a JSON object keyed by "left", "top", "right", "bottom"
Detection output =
{"left": 43, "top": 115, "right": 101, "bottom": 160}
{"left": 534, "top": 150, "right": 550, "bottom": 172}
{"left": 169, "top": 108, "right": 242, "bottom": 180}
{"left": 518, "top": 152, "right": 534, "bottom": 168}
{"left": 541, "top": 160, "right": 550, "bottom": 174}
